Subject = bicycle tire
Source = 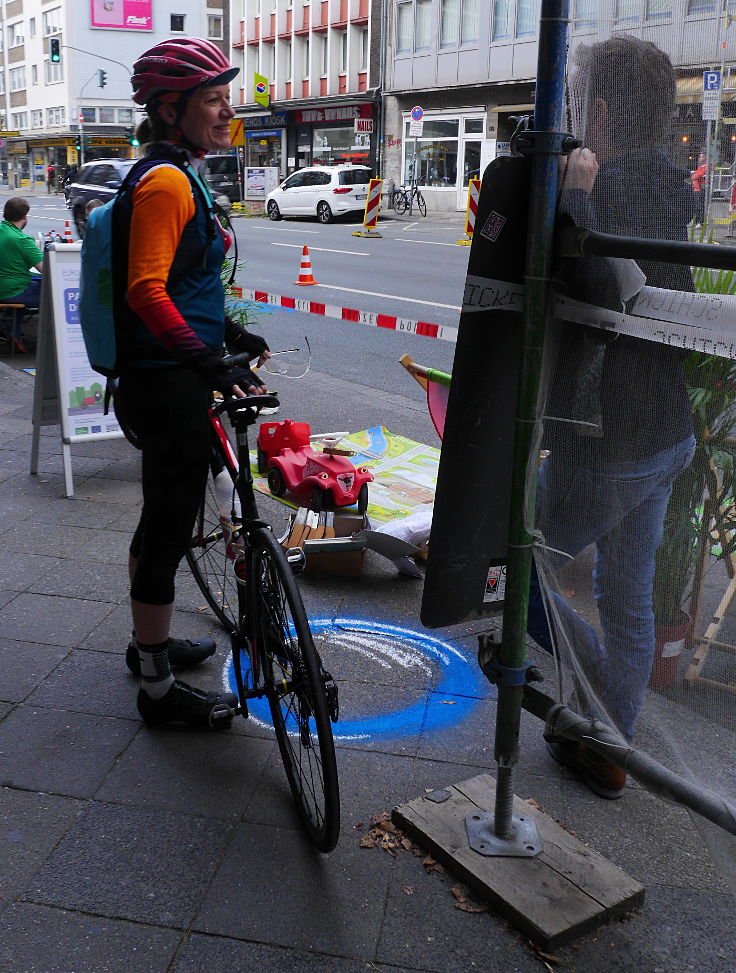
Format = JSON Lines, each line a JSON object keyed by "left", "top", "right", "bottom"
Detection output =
{"left": 248, "top": 526, "right": 340, "bottom": 852}
{"left": 186, "top": 460, "right": 239, "bottom": 631}
{"left": 416, "top": 190, "right": 427, "bottom": 217}
{"left": 394, "top": 190, "right": 408, "bottom": 215}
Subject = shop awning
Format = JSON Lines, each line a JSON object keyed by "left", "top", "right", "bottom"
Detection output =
{"left": 676, "top": 74, "right": 736, "bottom": 102}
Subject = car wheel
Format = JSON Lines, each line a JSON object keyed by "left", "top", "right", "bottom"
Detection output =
{"left": 317, "top": 201, "right": 333, "bottom": 224}
{"left": 257, "top": 447, "right": 268, "bottom": 475}
{"left": 357, "top": 483, "right": 369, "bottom": 514}
{"left": 73, "top": 206, "right": 86, "bottom": 238}
{"left": 268, "top": 467, "right": 286, "bottom": 497}
{"left": 267, "top": 200, "right": 282, "bottom": 221}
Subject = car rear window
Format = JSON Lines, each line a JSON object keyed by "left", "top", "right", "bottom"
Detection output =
{"left": 206, "top": 156, "right": 238, "bottom": 175}
{"left": 339, "top": 169, "right": 371, "bottom": 185}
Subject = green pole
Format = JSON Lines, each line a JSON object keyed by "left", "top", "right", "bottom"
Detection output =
{"left": 489, "top": 0, "right": 570, "bottom": 839}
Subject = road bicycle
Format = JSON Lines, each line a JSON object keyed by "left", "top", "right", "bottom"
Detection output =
{"left": 392, "top": 184, "right": 427, "bottom": 217}
{"left": 185, "top": 365, "right": 340, "bottom": 852}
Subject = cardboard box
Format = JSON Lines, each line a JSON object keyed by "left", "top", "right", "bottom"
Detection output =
{"left": 285, "top": 511, "right": 366, "bottom": 577}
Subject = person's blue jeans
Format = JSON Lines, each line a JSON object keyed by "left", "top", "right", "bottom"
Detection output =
{"left": 527, "top": 435, "right": 696, "bottom": 740}
{"left": 2, "top": 277, "right": 41, "bottom": 338}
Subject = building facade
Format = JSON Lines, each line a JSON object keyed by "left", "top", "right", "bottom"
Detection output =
{"left": 383, "top": 0, "right": 736, "bottom": 210}
{"left": 231, "top": 0, "right": 381, "bottom": 183}
{"left": 0, "top": 0, "right": 229, "bottom": 189}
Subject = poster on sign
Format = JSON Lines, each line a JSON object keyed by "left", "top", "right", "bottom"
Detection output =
{"left": 90, "top": 0, "right": 153, "bottom": 30}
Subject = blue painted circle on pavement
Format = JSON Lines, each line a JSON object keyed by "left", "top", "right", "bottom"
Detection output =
{"left": 225, "top": 618, "right": 491, "bottom": 741}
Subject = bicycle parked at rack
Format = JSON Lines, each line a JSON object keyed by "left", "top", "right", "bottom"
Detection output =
{"left": 392, "top": 184, "right": 427, "bottom": 217}
{"left": 182, "top": 360, "right": 340, "bottom": 852}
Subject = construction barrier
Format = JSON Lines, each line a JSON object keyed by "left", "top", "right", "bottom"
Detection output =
{"left": 456, "top": 177, "right": 481, "bottom": 246}
{"left": 353, "top": 178, "right": 383, "bottom": 238}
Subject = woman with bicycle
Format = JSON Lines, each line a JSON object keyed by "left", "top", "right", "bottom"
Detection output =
{"left": 116, "top": 37, "right": 270, "bottom": 728}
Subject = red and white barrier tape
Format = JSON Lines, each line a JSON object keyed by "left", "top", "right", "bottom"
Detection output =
{"left": 242, "top": 288, "right": 459, "bottom": 343}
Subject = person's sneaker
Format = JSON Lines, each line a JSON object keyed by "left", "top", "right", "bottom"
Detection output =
{"left": 125, "top": 636, "right": 216, "bottom": 676}
{"left": 137, "top": 681, "right": 237, "bottom": 729}
{"left": 547, "top": 739, "right": 627, "bottom": 799}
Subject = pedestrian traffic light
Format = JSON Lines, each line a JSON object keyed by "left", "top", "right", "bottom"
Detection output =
{"left": 126, "top": 126, "right": 140, "bottom": 147}
{"left": 98, "top": 69, "right": 107, "bottom": 88}
{"left": 50, "top": 38, "right": 61, "bottom": 62}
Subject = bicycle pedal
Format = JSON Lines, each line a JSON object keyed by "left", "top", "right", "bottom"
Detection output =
{"left": 286, "top": 547, "right": 306, "bottom": 575}
{"left": 208, "top": 702, "right": 235, "bottom": 729}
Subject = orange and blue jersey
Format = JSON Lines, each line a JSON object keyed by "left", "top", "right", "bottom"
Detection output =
{"left": 124, "top": 151, "right": 230, "bottom": 366}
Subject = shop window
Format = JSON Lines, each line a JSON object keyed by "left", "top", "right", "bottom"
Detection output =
{"left": 313, "top": 125, "right": 370, "bottom": 164}
{"left": 246, "top": 130, "right": 283, "bottom": 170}
{"left": 464, "top": 118, "right": 484, "bottom": 134}
{"left": 406, "top": 118, "right": 459, "bottom": 139}
{"left": 99, "top": 107, "right": 116, "bottom": 124}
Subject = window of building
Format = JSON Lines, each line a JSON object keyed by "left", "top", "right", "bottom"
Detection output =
{"left": 303, "top": 37, "right": 310, "bottom": 78}
{"left": 320, "top": 34, "right": 327, "bottom": 74}
{"left": 47, "top": 106, "right": 65, "bottom": 126}
{"left": 9, "top": 66, "right": 25, "bottom": 91}
{"left": 81, "top": 107, "right": 96, "bottom": 124}
{"left": 117, "top": 108, "right": 133, "bottom": 123}
{"left": 29, "top": 18, "right": 37, "bottom": 38}
{"left": 615, "top": 0, "right": 639, "bottom": 20}
{"left": 313, "top": 125, "right": 369, "bottom": 164}
{"left": 99, "top": 107, "right": 115, "bottom": 123}
{"left": 11, "top": 112, "right": 28, "bottom": 129}
{"left": 461, "top": 0, "right": 480, "bottom": 42}
{"left": 402, "top": 114, "right": 484, "bottom": 194}
{"left": 396, "top": 2, "right": 413, "bottom": 52}
{"left": 42, "top": 7, "right": 62, "bottom": 35}
{"left": 31, "top": 64, "right": 38, "bottom": 85}
{"left": 646, "top": 0, "right": 671, "bottom": 15}
{"left": 7, "top": 22, "right": 24, "bottom": 47}
{"left": 492, "top": 0, "right": 513, "bottom": 39}
{"left": 0, "top": 71, "right": 4, "bottom": 95}
{"left": 32, "top": 109, "right": 44, "bottom": 128}
{"left": 208, "top": 15, "right": 223, "bottom": 39}
{"left": 516, "top": 0, "right": 538, "bottom": 34}
{"left": 415, "top": 0, "right": 432, "bottom": 49}
{"left": 339, "top": 30, "right": 347, "bottom": 72}
{"left": 360, "top": 27, "right": 369, "bottom": 69}
{"left": 285, "top": 39, "right": 292, "bottom": 80}
{"left": 44, "top": 59, "right": 63, "bottom": 84}
{"left": 573, "top": 0, "right": 596, "bottom": 28}
{"left": 686, "top": 0, "right": 715, "bottom": 9}
{"left": 171, "top": 14, "right": 185, "bottom": 31}
{"left": 440, "top": 0, "right": 460, "bottom": 46}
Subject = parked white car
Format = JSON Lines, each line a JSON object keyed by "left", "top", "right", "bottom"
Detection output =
{"left": 265, "top": 164, "right": 372, "bottom": 223}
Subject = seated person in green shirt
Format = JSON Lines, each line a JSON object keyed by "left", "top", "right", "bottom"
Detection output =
{"left": 0, "top": 197, "right": 44, "bottom": 338}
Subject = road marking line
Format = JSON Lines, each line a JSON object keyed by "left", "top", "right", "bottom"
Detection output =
{"left": 271, "top": 242, "right": 370, "bottom": 256}
{"left": 254, "top": 226, "right": 320, "bottom": 233}
{"left": 316, "top": 282, "right": 460, "bottom": 311}
{"left": 402, "top": 238, "right": 461, "bottom": 247}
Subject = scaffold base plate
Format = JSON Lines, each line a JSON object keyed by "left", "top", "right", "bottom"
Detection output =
{"left": 393, "top": 772, "right": 644, "bottom": 950}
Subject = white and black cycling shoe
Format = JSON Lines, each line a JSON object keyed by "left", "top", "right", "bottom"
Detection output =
{"left": 125, "top": 636, "right": 216, "bottom": 676}
{"left": 137, "top": 681, "right": 237, "bottom": 729}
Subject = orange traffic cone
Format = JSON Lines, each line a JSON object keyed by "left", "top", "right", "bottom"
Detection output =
{"left": 294, "top": 245, "right": 318, "bottom": 286}
{"left": 63, "top": 220, "right": 73, "bottom": 243}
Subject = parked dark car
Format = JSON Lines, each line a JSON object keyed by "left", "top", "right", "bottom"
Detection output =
{"left": 67, "top": 158, "right": 136, "bottom": 236}
{"left": 204, "top": 153, "right": 240, "bottom": 202}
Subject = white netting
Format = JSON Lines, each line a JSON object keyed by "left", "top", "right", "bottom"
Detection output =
{"left": 530, "top": 13, "right": 736, "bottom": 817}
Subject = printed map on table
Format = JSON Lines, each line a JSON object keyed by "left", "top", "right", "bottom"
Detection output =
{"left": 251, "top": 425, "right": 439, "bottom": 524}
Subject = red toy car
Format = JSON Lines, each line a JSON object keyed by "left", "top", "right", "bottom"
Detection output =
{"left": 257, "top": 419, "right": 373, "bottom": 512}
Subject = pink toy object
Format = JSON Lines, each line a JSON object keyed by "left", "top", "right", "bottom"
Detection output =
{"left": 257, "top": 420, "right": 373, "bottom": 513}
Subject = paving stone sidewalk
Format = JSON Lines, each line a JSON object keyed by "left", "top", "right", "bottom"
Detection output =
{"left": 0, "top": 358, "right": 734, "bottom": 973}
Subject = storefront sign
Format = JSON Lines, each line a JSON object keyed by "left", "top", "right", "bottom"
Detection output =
{"left": 242, "top": 111, "right": 287, "bottom": 130}
{"left": 90, "top": 0, "right": 152, "bottom": 31}
{"left": 8, "top": 141, "right": 27, "bottom": 154}
{"left": 295, "top": 104, "right": 372, "bottom": 124}
{"left": 254, "top": 73, "right": 270, "bottom": 109}
{"left": 246, "top": 129, "right": 281, "bottom": 138}
{"left": 355, "top": 118, "right": 373, "bottom": 133}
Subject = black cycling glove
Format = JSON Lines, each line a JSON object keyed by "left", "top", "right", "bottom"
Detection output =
{"left": 224, "top": 316, "right": 269, "bottom": 361}
{"left": 186, "top": 348, "right": 266, "bottom": 395}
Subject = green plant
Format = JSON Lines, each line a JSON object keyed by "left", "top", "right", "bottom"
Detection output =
{"left": 220, "top": 257, "right": 259, "bottom": 332}
{"left": 652, "top": 266, "right": 736, "bottom": 626}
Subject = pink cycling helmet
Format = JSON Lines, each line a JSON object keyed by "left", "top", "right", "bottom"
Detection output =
{"left": 132, "top": 37, "right": 239, "bottom": 106}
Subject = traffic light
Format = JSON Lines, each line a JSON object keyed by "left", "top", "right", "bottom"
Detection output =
{"left": 50, "top": 38, "right": 61, "bottom": 62}
{"left": 126, "top": 126, "right": 140, "bottom": 147}
{"left": 98, "top": 69, "right": 107, "bottom": 88}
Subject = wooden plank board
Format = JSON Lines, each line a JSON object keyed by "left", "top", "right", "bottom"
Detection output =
{"left": 393, "top": 773, "right": 644, "bottom": 950}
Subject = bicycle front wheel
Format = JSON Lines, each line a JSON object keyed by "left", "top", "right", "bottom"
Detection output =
{"left": 394, "top": 190, "right": 408, "bottom": 215}
{"left": 416, "top": 190, "right": 427, "bottom": 217}
{"left": 249, "top": 526, "right": 340, "bottom": 852}
{"left": 186, "top": 463, "right": 238, "bottom": 630}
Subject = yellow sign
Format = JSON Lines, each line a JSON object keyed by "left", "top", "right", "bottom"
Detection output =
{"left": 254, "top": 72, "right": 269, "bottom": 109}
{"left": 229, "top": 117, "right": 245, "bottom": 147}
{"left": 0, "top": 130, "right": 20, "bottom": 137}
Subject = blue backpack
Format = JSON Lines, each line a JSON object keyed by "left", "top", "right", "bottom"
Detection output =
{"left": 78, "top": 148, "right": 220, "bottom": 378}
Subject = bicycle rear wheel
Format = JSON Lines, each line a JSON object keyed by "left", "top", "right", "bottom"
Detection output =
{"left": 416, "top": 190, "right": 427, "bottom": 217}
{"left": 186, "top": 461, "right": 238, "bottom": 630}
{"left": 248, "top": 526, "right": 340, "bottom": 852}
